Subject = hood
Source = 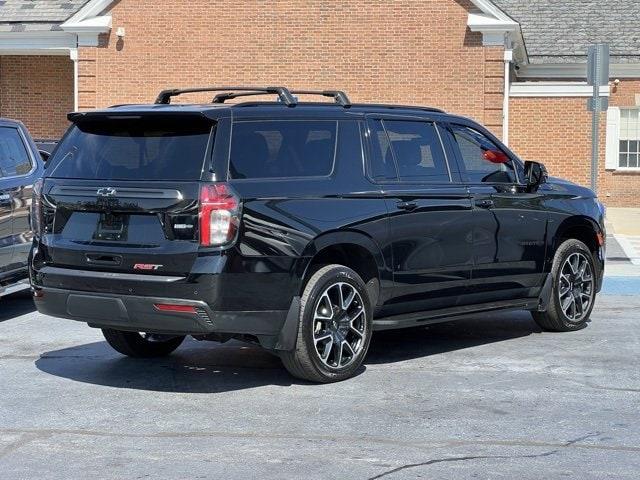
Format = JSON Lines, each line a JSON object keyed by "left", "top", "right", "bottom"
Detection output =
{"left": 542, "top": 176, "right": 597, "bottom": 199}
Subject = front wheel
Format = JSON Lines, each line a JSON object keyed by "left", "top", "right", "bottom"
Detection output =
{"left": 102, "top": 329, "right": 185, "bottom": 357}
{"left": 280, "top": 264, "right": 373, "bottom": 383}
{"left": 532, "top": 239, "right": 597, "bottom": 332}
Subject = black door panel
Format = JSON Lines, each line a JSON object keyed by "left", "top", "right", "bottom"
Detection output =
{"left": 469, "top": 185, "right": 547, "bottom": 300}
{"left": 382, "top": 187, "right": 474, "bottom": 315}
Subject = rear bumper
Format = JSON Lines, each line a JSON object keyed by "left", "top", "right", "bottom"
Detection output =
{"left": 34, "top": 286, "right": 289, "bottom": 337}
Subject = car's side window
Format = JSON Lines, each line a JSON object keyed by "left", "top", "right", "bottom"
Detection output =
{"left": 367, "top": 119, "right": 397, "bottom": 181}
{"left": 0, "top": 127, "right": 32, "bottom": 178}
{"left": 229, "top": 120, "right": 337, "bottom": 179}
{"left": 449, "top": 124, "right": 515, "bottom": 184}
{"left": 384, "top": 120, "right": 450, "bottom": 183}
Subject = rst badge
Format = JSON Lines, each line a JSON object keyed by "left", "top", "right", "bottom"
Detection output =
{"left": 133, "top": 263, "right": 163, "bottom": 271}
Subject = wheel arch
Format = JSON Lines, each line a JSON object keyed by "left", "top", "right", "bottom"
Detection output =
{"left": 550, "top": 215, "right": 605, "bottom": 291}
{"left": 295, "top": 230, "right": 388, "bottom": 308}
{"left": 552, "top": 215, "right": 603, "bottom": 257}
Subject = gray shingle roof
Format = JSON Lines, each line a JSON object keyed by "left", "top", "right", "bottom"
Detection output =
{"left": 0, "top": 0, "right": 90, "bottom": 31}
{"left": 493, "top": 0, "right": 640, "bottom": 64}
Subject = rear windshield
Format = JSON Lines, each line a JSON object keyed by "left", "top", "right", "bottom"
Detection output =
{"left": 46, "top": 117, "right": 212, "bottom": 181}
{"left": 229, "top": 120, "right": 337, "bottom": 179}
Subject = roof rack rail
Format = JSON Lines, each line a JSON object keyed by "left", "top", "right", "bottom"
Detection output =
{"left": 212, "top": 89, "right": 351, "bottom": 107}
{"left": 289, "top": 90, "right": 351, "bottom": 107}
{"left": 350, "top": 103, "right": 445, "bottom": 113}
{"left": 155, "top": 86, "right": 297, "bottom": 106}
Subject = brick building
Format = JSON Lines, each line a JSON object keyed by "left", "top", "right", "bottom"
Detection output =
{"left": 0, "top": 0, "right": 638, "bottom": 205}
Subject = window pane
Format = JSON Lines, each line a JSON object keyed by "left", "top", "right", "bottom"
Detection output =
{"left": 0, "top": 127, "right": 32, "bottom": 178}
{"left": 367, "top": 119, "right": 397, "bottom": 181}
{"left": 620, "top": 153, "right": 628, "bottom": 167}
{"left": 383, "top": 120, "right": 449, "bottom": 182}
{"left": 48, "top": 118, "right": 211, "bottom": 180}
{"left": 450, "top": 125, "right": 515, "bottom": 183}
{"left": 229, "top": 120, "right": 336, "bottom": 179}
{"left": 630, "top": 154, "right": 639, "bottom": 168}
{"left": 620, "top": 108, "right": 640, "bottom": 140}
{"left": 620, "top": 140, "right": 629, "bottom": 153}
{"left": 631, "top": 141, "right": 639, "bottom": 153}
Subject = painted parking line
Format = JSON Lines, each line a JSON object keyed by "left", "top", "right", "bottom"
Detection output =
{"left": 601, "top": 276, "right": 640, "bottom": 295}
{"left": 613, "top": 234, "right": 640, "bottom": 266}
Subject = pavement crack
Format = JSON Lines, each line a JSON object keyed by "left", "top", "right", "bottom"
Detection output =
{"left": 367, "top": 451, "right": 558, "bottom": 480}
{"left": 367, "top": 433, "right": 602, "bottom": 480}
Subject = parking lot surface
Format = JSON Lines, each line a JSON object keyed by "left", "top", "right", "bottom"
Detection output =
{"left": 1, "top": 292, "right": 639, "bottom": 479}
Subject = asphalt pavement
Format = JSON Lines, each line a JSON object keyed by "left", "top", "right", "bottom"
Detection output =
{"left": 1, "top": 288, "right": 639, "bottom": 479}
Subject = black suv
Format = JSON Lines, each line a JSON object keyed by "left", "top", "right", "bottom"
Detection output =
{"left": 1, "top": 118, "right": 45, "bottom": 298}
{"left": 30, "top": 86, "right": 606, "bottom": 382}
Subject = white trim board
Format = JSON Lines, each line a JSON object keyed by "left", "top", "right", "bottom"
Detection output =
{"left": 510, "top": 82, "right": 611, "bottom": 97}
{"left": 518, "top": 63, "right": 640, "bottom": 79}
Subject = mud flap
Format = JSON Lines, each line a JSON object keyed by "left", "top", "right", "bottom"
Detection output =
{"left": 537, "top": 273, "right": 553, "bottom": 312}
{"left": 274, "top": 296, "right": 301, "bottom": 351}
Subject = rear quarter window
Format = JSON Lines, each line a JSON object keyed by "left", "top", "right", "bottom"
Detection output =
{"left": 229, "top": 120, "right": 337, "bottom": 179}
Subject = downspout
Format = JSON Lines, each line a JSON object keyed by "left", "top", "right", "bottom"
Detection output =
{"left": 70, "top": 47, "right": 79, "bottom": 111}
{"left": 503, "top": 47, "right": 513, "bottom": 146}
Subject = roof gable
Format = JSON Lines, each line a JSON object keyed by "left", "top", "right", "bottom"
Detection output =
{"left": 492, "top": 0, "right": 640, "bottom": 63}
{"left": 0, "top": 0, "right": 90, "bottom": 23}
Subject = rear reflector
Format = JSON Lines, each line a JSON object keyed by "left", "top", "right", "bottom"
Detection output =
{"left": 154, "top": 303, "right": 197, "bottom": 313}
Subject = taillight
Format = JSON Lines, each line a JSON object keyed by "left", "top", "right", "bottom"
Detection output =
{"left": 31, "top": 178, "right": 43, "bottom": 237}
{"left": 199, "top": 183, "right": 240, "bottom": 247}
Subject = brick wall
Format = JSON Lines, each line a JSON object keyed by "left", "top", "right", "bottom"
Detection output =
{"left": 509, "top": 79, "right": 640, "bottom": 207}
{"left": 78, "top": 0, "right": 503, "bottom": 135}
{"left": 0, "top": 55, "right": 73, "bottom": 139}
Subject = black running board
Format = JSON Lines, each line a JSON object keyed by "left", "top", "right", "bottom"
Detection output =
{"left": 372, "top": 298, "right": 539, "bottom": 331}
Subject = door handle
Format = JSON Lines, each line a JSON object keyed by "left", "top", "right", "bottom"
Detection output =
{"left": 475, "top": 199, "right": 494, "bottom": 209}
{"left": 396, "top": 201, "right": 418, "bottom": 211}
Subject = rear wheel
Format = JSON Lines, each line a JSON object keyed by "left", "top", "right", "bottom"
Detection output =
{"left": 532, "top": 239, "right": 597, "bottom": 332}
{"left": 280, "top": 264, "right": 373, "bottom": 383}
{"left": 102, "top": 329, "right": 185, "bottom": 357}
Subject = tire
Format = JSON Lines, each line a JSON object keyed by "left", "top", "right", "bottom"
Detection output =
{"left": 280, "top": 264, "right": 373, "bottom": 383}
{"left": 102, "top": 329, "right": 185, "bottom": 357}
{"left": 532, "top": 239, "right": 597, "bottom": 332}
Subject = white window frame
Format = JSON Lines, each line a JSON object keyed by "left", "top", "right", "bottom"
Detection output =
{"left": 607, "top": 107, "right": 640, "bottom": 171}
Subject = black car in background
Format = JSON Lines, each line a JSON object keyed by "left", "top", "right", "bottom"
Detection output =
{"left": 0, "top": 118, "right": 45, "bottom": 297}
{"left": 29, "top": 87, "right": 606, "bottom": 382}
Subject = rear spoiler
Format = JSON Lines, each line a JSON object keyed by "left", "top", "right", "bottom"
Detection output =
{"left": 67, "top": 110, "right": 218, "bottom": 124}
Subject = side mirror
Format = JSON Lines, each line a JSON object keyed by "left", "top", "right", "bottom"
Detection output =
{"left": 524, "top": 160, "right": 548, "bottom": 191}
{"left": 483, "top": 149, "right": 510, "bottom": 164}
{"left": 38, "top": 150, "right": 50, "bottom": 162}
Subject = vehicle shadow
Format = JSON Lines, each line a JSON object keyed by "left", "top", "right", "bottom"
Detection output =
{"left": 35, "top": 310, "right": 541, "bottom": 393}
{"left": 0, "top": 291, "right": 36, "bottom": 322}
{"left": 366, "top": 310, "right": 541, "bottom": 364}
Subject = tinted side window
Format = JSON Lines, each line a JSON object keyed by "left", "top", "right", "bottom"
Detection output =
{"left": 450, "top": 124, "right": 515, "bottom": 183}
{"left": 0, "top": 127, "right": 32, "bottom": 178}
{"left": 229, "top": 120, "right": 337, "bottom": 179}
{"left": 384, "top": 120, "right": 449, "bottom": 182}
{"left": 367, "top": 119, "right": 397, "bottom": 181}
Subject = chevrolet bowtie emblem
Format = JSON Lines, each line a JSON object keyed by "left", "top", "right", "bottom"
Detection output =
{"left": 96, "top": 187, "right": 117, "bottom": 197}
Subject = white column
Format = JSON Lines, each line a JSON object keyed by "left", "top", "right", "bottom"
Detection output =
{"left": 503, "top": 49, "right": 513, "bottom": 146}
{"left": 69, "top": 48, "right": 79, "bottom": 111}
